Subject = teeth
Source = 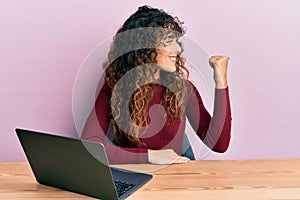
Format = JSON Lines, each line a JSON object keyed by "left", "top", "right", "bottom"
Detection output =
{"left": 169, "top": 57, "right": 176, "bottom": 61}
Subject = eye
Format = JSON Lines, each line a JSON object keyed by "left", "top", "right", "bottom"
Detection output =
{"left": 163, "top": 36, "right": 175, "bottom": 46}
{"left": 163, "top": 40, "right": 172, "bottom": 46}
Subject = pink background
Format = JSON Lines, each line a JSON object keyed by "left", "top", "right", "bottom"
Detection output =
{"left": 1, "top": 0, "right": 300, "bottom": 161}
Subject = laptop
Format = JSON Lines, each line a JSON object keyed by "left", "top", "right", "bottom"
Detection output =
{"left": 15, "top": 128, "right": 152, "bottom": 200}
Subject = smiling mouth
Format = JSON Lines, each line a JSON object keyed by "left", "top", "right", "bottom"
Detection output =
{"left": 169, "top": 56, "right": 177, "bottom": 63}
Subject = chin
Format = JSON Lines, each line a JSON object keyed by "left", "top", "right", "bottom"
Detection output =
{"left": 163, "top": 68, "right": 176, "bottom": 73}
{"left": 157, "top": 63, "right": 176, "bottom": 73}
{"left": 165, "top": 64, "right": 176, "bottom": 72}
{"left": 169, "top": 66, "right": 177, "bottom": 73}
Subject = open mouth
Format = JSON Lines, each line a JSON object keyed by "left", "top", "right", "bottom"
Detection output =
{"left": 169, "top": 56, "right": 177, "bottom": 63}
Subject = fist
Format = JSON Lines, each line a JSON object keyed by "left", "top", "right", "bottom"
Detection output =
{"left": 209, "top": 55, "right": 230, "bottom": 88}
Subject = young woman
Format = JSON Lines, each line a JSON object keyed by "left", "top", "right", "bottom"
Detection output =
{"left": 81, "top": 5, "right": 232, "bottom": 164}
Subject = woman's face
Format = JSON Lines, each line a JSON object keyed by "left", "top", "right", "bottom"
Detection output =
{"left": 156, "top": 35, "right": 182, "bottom": 73}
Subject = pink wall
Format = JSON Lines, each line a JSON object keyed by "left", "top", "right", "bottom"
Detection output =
{"left": 1, "top": 0, "right": 300, "bottom": 161}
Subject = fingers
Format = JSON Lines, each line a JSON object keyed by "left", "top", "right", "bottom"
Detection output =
{"left": 173, "top": 156, "right": 190, "bottom": 164}
{"left": 210, "top": 55, "right": 230, "bottom": 60}
{"left": 209, "top": 55, "right": 230, "bottom": 68}
{"left": 148, "top": 149, "right": 190, "bottom": 165}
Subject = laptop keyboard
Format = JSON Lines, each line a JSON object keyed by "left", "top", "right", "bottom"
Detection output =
{"left": 114, "top": 180, "right": 136, "bottom": 197}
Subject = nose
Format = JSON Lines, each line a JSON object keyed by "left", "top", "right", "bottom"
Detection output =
{"left": 173, "top": 41, "right": 182, "bottom": 54}
{"left": 167, "top": 40, "right": 182, "bottom": 54}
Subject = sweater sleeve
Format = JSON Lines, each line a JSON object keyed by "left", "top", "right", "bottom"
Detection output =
{"left": 186, "top": 81, "right": 232, "bottom": 153}
{"left": 81, "top": 82, "right": 149, "bottom": 164}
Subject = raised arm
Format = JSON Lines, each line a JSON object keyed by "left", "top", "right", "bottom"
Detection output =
{"left": 186, "top": 55, "right": 232, "bottom": 153}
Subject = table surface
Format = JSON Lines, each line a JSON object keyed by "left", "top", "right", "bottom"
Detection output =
{"left": 1, "top": 159, "right": 300, "bottom": 200}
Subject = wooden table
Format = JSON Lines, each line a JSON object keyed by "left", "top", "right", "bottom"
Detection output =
{"left": 1, "top": 159, "right": 300, "bottom": 199}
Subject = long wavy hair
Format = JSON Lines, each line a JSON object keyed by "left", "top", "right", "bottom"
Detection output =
{"left": 103, "top": 5, "right": 190, "bottom": 147}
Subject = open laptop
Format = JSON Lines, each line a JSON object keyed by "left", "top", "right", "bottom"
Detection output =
{"left": 15, "top": 128, "right": 152, "bottom": 200}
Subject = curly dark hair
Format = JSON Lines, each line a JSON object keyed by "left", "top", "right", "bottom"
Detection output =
{"left": 103, "top": 5, "right": 190, "bottom": 147}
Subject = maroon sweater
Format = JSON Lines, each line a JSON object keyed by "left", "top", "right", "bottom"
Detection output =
{"left": 81, "top": 80, "right": 232, "bottom": 164}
